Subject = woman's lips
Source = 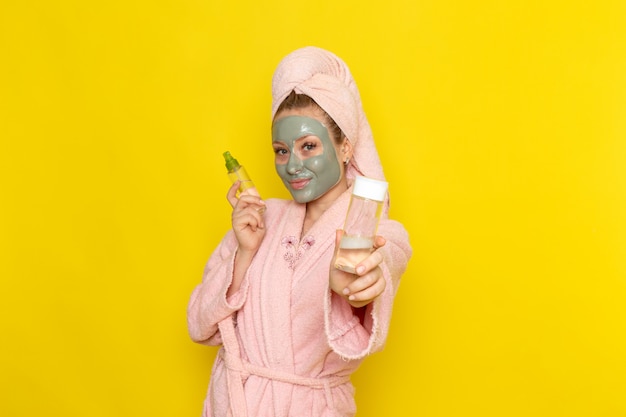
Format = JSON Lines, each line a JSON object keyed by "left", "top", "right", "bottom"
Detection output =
{"left": 289, "top": 178, "right": 311, "bottom": 190}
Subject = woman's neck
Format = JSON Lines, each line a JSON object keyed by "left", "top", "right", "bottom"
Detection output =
{"left": 302, "top": 202, "right": 329, "bottom": 236}
{"left": 301, "top": 177, "right": 349, "bottom": 236}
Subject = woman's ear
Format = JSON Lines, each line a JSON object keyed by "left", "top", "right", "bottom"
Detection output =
{"left": 341, "top": 138, "right": 354, "bottom": 164}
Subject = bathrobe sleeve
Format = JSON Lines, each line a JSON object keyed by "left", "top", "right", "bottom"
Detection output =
{"left": 325, "top": 218, "right": 411, "bottom": 360}
{"left": 187, "top": 230, "right": 251, "bottom": 346}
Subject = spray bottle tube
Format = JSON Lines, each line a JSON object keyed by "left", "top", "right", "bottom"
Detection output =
{"left": 223, "top": 151, "right": 265, "bottom": 213}
{"left": 223, "top": 151, "right": 261, "bottom": 197}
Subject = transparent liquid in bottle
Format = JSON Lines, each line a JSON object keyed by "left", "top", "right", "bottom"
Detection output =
{"left": 335, "top": 235, "right": 375, "bottom": 273}
{"left": 334, "top": 176, "right": 388, "bottom": 274}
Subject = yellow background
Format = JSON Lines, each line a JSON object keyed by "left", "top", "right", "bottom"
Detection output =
{"left": 1, "top": 1, "right": 625, "bottom": 416}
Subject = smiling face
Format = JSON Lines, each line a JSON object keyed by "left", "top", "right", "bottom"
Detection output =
{"left": 272, "top": 109, "right": 344, "bottom": 203}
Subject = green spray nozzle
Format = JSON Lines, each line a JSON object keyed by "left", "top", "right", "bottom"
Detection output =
{"left": 223, "top": 151, "right": 240, "bottom": 172}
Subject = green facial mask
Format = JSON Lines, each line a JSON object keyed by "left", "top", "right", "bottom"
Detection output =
{"left": 272, "top": 116, "right": 341, "bottom": 203}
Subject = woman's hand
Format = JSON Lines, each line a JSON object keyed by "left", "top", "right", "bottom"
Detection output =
{"left": 227, "top": 181, "right": 266, "bottom": 254}
{"left": 329, "top": 230, "right": 387, "bottom": 308}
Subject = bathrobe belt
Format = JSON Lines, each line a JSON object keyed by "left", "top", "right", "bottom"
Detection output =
{"left": 218, "top": 317, "right": 350, "bottom": 417}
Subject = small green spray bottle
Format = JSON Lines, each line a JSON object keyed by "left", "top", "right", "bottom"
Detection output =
{"left": 223, "top": 151, "right": 261, "bottom": 198}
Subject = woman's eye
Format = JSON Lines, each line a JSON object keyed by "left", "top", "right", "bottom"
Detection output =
{"left": 274, "top": 148, "right": 288, "bottom": 156}
{"left": 303, "top": 143, "right": 316, "bottom": 151}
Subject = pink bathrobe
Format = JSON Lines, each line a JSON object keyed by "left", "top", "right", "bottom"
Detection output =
{"left": 187, "top": 187, "right": 411, "bottom": 416}
{"left": 188, "top": 46, "right": 412, "bottom": 416}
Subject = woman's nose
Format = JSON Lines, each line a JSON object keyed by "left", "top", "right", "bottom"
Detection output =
{"left": 286, "top": 154, "right": 303, "bottom": 174}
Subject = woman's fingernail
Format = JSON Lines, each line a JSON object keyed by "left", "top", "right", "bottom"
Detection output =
{"left": 348, "top": 295, "right": 355, "bottom": 301}
{"left": 342, "top": 288, "right": 350, "bottom": 295}
{"left": 356, "top": 266, "right": 365, "bottom": 275}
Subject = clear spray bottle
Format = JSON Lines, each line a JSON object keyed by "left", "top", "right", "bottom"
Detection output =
{"left": 223, "top": 151, "right": 262, "bottom": 199}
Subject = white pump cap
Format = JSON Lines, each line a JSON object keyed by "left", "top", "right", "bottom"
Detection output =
{"left": 352, "top": 176, "right": 388, "bottom": 202}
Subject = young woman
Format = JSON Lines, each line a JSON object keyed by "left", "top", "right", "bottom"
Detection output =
{"left": 187, "top": 46, "right": 412, "bottom": 417}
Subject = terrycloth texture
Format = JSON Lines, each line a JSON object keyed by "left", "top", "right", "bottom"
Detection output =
{"left": 187, "top": 193, "right": 411, "bottom": 417}
{"left": 272, "top": 46, "right": 385, "bottom": 186}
